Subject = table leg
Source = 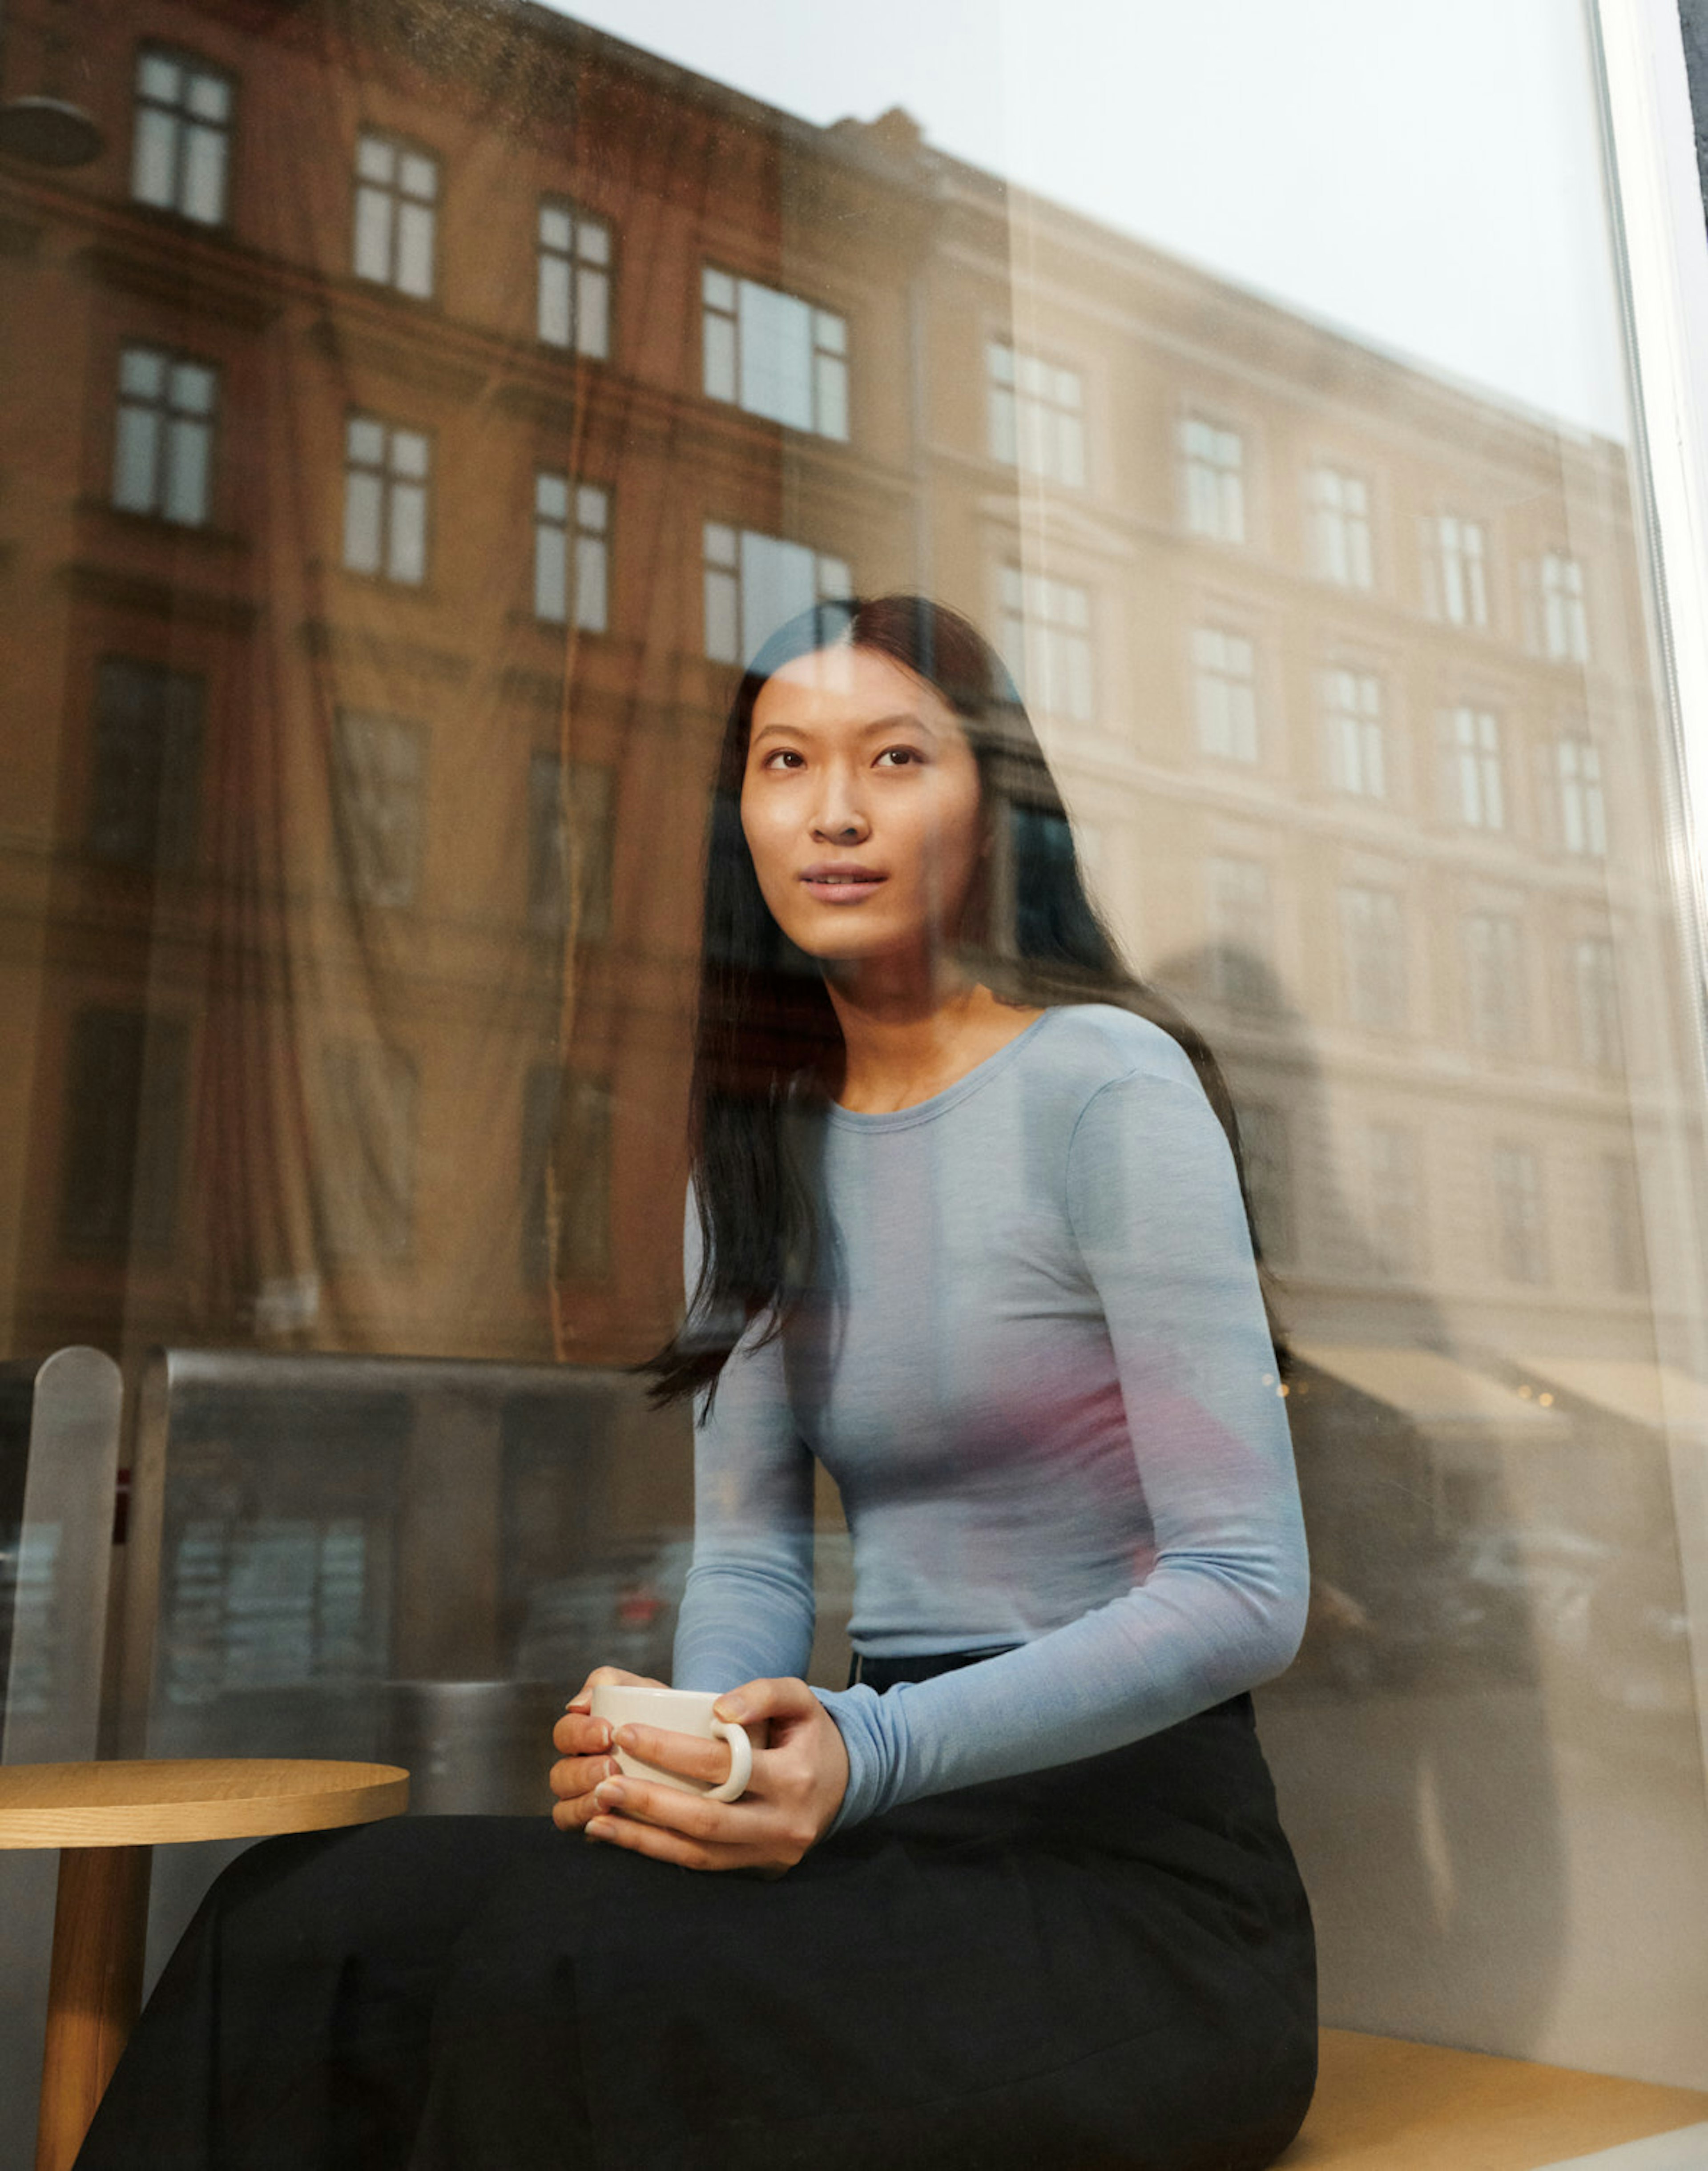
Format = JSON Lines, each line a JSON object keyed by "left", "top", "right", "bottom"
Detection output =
{"left": 34, "top": 1846, "right": 152, "bottom": 2171}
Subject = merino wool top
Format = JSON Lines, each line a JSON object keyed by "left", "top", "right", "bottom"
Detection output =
{"left": 671, "top": 1003, "right": 1309, "bottom": 1837}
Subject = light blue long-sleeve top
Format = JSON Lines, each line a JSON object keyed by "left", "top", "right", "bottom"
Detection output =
{"left": 671, "top": 1003, "right": 1309, "bottom": 1838}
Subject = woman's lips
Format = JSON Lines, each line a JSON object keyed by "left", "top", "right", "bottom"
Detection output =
{"left": 799, "top": 865, "right": 887, "bottom": 905}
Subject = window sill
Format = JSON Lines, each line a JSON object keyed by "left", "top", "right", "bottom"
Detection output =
{"left": 80, "top": 498, "right": 250, "bottom": 553}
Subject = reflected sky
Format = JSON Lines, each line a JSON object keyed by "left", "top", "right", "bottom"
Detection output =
{"left": 541, "top": 0, "right": 1628, "bottom": 438}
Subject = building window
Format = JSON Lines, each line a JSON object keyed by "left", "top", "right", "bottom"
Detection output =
{"left": 1323, "top": 666, "right": 1385, "bottom": 797}
{"left": 58, "top": 1008, "right": 189, "bottom": 1259}
{"left": 1540, "top": 551, "right": 1589, "bottom": 663}
{"left": 1572, "top": 935, "right": 1622, "bottom": 1071}
{"left": 342, "top": 415, "right": 429, "bottom": 584}
{"left": 987, "top": 342, "right": 1085, "bottom": 487}
{"left": 703, "top": 268, "right": 848, "bottom": 440}
{"left": 522, "top": 1066, "right": 612, "bottom": 1285}
{"left": 997, "top": 568, "right": 1094, "bottom": 723}
{"left": 89, "top": 658, "right": 203, "bottom": 871}
{"left": 1192, "top": 628, "right": 1258, "bottom": 762}
{"left": 320, "top": 1042, "right": 418, "bottom": 1262}
{"left": 1236, "top": 1100, "right": 1294, "bottom": 1263}
{"left": 1181, "top": 418, "right": 1245, "bottom": 543}
{"left": 1206, "top": 856, "right": 1273, "bottom": 1011}
{"left": 1602, "top": 1154, "right": 1646, "bottom": 1293}
{"left": 113, "top": 345, "right": 217, "bottom": 526}
{"left": 1492, "top": 1141, "right": 1547, "bottom": 1284}
{"left": 1442, "top": 705, "right": 1504, "bottom": 829}
{"left": 533, "top": 475, "right": 608, "bottom": 631}
{"left": 1309, "top": 465, "right": 1374, "bottom": 588}
{"left": 1421, "top": 514, "right": 1488, "bottom": 627}
{"left": 331, "top": 711, "right": 425, "bottom": 909}
{"left": 528, "top": 754, "right": 613, "bottom": 939}
{"left": 538, "top": 201, "right": 610, "bottom": 357}
{"left": 703, "top": 523, "right": 850, "bottom": 666}
{"left": 352, "top": 131, "right": 437, "bottom": 299}
{"left": 1366, "top": 1123, "right": 1422, "bottom": 1278}
{"left": 1339, "top": 886, "right": 1407, "bottom": 1031}
{"left": 1556, "top": 736, "right": 1607, "bottom": 855}
{"left": 1463, "top": 912, "right": 1526, "bottom": 1055}
{"left": 131, "top": 48, "right": 232, "bottom": 225}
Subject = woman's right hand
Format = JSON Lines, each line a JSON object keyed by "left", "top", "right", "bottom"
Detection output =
{"left": 549, "top": 1665, "right": 668, "bottom": 1832}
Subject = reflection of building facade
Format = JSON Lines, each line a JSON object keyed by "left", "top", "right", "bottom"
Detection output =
{"left": 0, "top": 0, "right": 1700, "bottom": 1398}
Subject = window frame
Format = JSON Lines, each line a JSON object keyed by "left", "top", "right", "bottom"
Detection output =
{"left": 537, "top": 197, "right": 613, "bottom": 358}
{"left": 129, "top": 42, "right": 235, "bottom": 228}
{"left": 341, "top": 412, "right": 432, "bottom": 588}
{"left": 112, "top": 341, "right": 220, "bottom": 528}
{"left": 351, "top": 128, "right": 441, "bottom": 302}
{"left": 701, "top": 264, "right": 850, "bottom": 442}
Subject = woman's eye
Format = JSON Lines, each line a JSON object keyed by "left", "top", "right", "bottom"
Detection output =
{"left": 762, "top": 749, "right": 805, "bottom": 770}
{"left": 875, "top": 747, "right": 923, "bottom": 768}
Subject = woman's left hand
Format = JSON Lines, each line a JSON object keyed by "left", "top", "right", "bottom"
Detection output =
{"left": 583, "top": 1677, "right": 850, "bottom": 1875}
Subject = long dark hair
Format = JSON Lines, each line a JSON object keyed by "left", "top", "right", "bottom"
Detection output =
{"left": 645, "top": 594, "right": 1291, "bottom": 1407}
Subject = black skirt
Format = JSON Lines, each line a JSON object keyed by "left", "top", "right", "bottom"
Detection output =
{"left": 75, "top": 1649, "right": 1317, "bottom": 2171}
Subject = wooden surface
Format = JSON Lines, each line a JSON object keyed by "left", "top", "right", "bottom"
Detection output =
{"left": 34, "top": 1848, "right": 150, "bottom": 2171}
{"left": 1281, "top": 2029, "right": 1708, "bottom": 2169}
{"left": 0, "top": 1760, "right": 410, "bottom": 1849}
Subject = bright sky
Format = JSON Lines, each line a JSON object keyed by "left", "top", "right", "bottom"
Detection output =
{"left": 537, "top": 0, "right": 1631, "bottom": 440}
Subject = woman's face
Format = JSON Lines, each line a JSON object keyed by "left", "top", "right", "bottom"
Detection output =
{"left": 740, "top": 644, "right": 986, "bottom": 972}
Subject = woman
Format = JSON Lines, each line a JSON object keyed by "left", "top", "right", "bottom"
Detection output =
{"left": 76, "top": 596, "right": 1314, "bottom": 2171}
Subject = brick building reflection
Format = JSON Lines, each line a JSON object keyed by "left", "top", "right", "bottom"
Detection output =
{"left": 0, "top": 0, "right": 1699, "bottom": 1408}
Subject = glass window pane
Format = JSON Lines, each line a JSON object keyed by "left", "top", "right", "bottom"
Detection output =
{"left": 163, "top": 416, "right": 211, "bottom": 524}
{"left": 539, "top": 255, "right": 571, "bottom": 346}
{"left": 703, "top": 521, "right": 737, "bottom": 568}
{"left": 395, "top": 201, "right": 435, "bottom": 297}
{"left": 138, "top": 52, "right": 181, "bottom": 101}
{"left": 738, "top": 280, "right": 814, "bottom": 432}
{"left": 347, "top": 415, "right": 385, "bottom": 467}
{"left": 387, "top": 480, "right": 427, "bottom": 584}
{"left": 703, "top": 565, "right": 738, "bottom": 662}
{"left": 703, "top": 311, "right": 737, "bottom": 403}
{"left": 181, "top": 124, "right": 227, "bottom": 223}
{"left": 389, "top": 429, "right": 429, "bottom": 481}
{"left": 574, "top": 266, "right": 609, "bottom": 358}
{"left": 575, "top": 487, "right": 608, "bottom": 532}
{"left": 535, "top": 523, "right": 568, "bottom": 622}
{"left": 353, "top": 185, "right": 392, "bottom": 281}
{"left": 702, "top": 265, "right": 735, "bottom": 310}
{"left": 120, "top": 346, "right": 165, "bottom": 398}
{"left": 356, "top": 133, "right": 394, "bottom": 183}
{"left": 540, "top": 203, "right": 572, "bottom": 250}
{"left": 169, "top": 362, "right": 217, "bottom": 417}
{"left": 574, "top": 535, "right": 608, "bottom": 632}
{"left": 342, "top": 470, "right": 383, "bottom": 572}
{"left": 815, "top": 352, "right": 849, "bottom": 441}
{"left": 131, "top": 106, "right": 178, "bottom": 208}
{"left": 399, "top": 151, "right": 437, "bottom": 201}
{"left": 577, "top": 219, "right": 610, "bottom": 266}
{"left": 186, "top": 69, "right": 230, "bottom": 122}
{"left": 536, "top": 471, "right": 568, "bottom": 520}
{"left": 113, "top": 407, "right": 161, "bottom": 512}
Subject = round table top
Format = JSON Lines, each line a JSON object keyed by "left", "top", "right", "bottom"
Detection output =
{"left": 0, "top": 1759, "right": 410, "bottom": 1849}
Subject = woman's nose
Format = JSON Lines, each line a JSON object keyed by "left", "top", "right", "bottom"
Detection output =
{"left": 810, "top": 788, "right": 869, "bottom": 844}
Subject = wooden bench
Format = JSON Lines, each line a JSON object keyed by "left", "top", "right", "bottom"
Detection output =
{"left": 1284, "top": 2030, "right": 1708, "bottom": 2168}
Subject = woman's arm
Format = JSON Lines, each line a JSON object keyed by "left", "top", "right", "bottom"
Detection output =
{"left": 670, "top": 1192, "right": 819, "bottom": 1693}
{"left": 810, "top": 1067, "right": 1309, "bottom": 1834}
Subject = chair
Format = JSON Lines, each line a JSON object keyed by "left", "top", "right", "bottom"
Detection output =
{"left": 0, "top": 1347, "right": 124, "bottom": 2171}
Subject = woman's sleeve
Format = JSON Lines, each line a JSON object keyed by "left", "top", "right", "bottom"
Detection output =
{"left": 810, "top": 1068, "right": 1309, "bottom": 1835}
{"left": 669, "top": 1188, "right": 819, "bottom": 1694}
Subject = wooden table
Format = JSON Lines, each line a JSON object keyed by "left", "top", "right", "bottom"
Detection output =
{"left": 0, "top": 1758, "right": 409, "bottom": 2171}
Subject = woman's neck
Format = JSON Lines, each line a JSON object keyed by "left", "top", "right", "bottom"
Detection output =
{"left": 824, "top": 967, "right": 1044, "bottom": 1114}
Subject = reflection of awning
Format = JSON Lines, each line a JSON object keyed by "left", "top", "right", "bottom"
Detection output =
{"left": 1291, "top": 1342, "right": 1564, "bottom": 1428}
{"left": 1509, "top": 1353, "right": 1708, "bottom": 1432}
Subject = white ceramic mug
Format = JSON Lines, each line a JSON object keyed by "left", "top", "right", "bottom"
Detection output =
{"left": 587, "top": 1684, "right": 765, "bottom": 1803}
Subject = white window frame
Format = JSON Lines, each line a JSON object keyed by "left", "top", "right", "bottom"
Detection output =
{"left": 988, "top": 342, "right": 1086, "bottom": 487}
{"left": 131, "top": 46, "right": 233, "bottom": 225}
{"left": 1310, "top": 463, "right": 1374, "bottom": 588}
{"left": 1444, "top": 705, "right": 1505, "bottom": 829}
{"left": 1180, "top": 417, "right": 1245, "bottom": 543}
{"left": 533, "top": 474, "right": 609, "bottom": 631}
{"left": 113, "top": 344, "right": 218, "bottom": 526}
{"left": 538, "top": 201, "right": 611, "bottom": 357}
{"left": 1540, "top": 549, "right": 1590, "bottom": 663}
{"left": 1192, "top": 627, "right": 1259, "bottom": 762}
{"left": 1422, "top": 512, "right": 1489, "bottom": 627}
{"left": 342, "top": 415, "right": 430, "bottom": 586}
{"left": 1557, "top": 734, "right": 1608, "bottom": 854}
{"left": 702, "top": 523, "right": 850, "bottom": 666}
{"left": 702, "top": 267, "right": 848, "bottom": 441}
{"left": 998, "top": 567, "right": 1094, "bottom": 723}
{"left": 353, "top": 130, "right": 438, "bottom": 300}
{"left": 1323, "top": 666, "right": 1386, "bottom": 797}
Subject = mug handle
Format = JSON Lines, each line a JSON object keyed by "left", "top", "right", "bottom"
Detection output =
{"left": 705, "top": 1719, "right": 752, "bottom": 1802}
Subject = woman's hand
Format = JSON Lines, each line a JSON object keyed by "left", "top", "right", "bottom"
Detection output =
{"left": 580, "top": 1676, "right": 850, "bottom": 1875}
{"left": 549, "top": 1666, "right": 668, "bottom": 1833}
